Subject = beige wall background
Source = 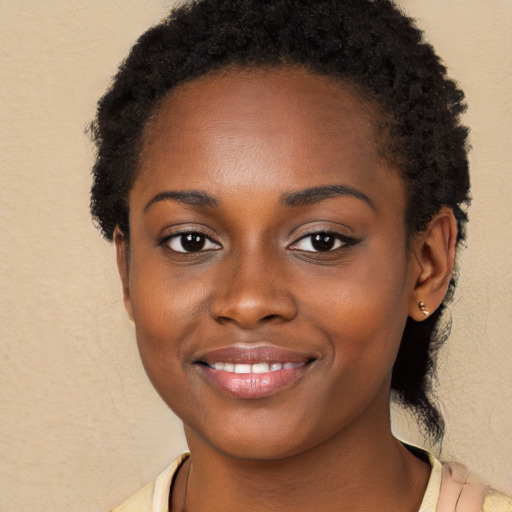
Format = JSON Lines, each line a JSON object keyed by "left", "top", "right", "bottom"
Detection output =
{"left": 0, "top": 1, "right": 510, "bottom": 510}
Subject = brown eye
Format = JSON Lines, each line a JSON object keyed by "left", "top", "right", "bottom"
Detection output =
{"left": 167, "top": 232, "right": 220, "bottom": 253}
{"left": 291, "top": 232, "right": 344, "bottom": 253}
{"left": 311, "top": 233, "right": 337, "bottom": 252}
{"left": 181, "top": 234, "right": 205, "bottom": 252}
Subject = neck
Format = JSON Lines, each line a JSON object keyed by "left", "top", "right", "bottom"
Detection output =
{"left": 173, "top": 407, "right": 430, "bottom": 512}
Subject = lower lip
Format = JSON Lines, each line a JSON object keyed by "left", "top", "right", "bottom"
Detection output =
{"left": 198, "top": 364, "right": 310, "bottom": 399}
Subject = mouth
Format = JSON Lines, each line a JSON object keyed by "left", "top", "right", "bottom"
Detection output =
{"left": 194, "top": 344, "right": 316, "bottom": 399}
{"left": 208, "top": 361, "right": 305, "bottom": 373}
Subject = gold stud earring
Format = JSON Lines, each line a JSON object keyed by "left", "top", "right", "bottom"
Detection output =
{"left": 418, "top": 302, "right": 430, "bottom": 318}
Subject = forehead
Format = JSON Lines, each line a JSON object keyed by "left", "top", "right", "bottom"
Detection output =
{"left": 134, "top": 67, "right": 402, "bottom": 208}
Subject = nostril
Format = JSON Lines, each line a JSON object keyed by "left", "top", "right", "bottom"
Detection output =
{"left": 214, "top": 313, "right": 284, "bottom": 326}
{"left": 210, "top": 288, "right": 298, "bottom": 328}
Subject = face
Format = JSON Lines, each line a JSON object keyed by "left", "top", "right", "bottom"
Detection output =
{"left": 120, "top": 68, "right": 420, "bottom": 460}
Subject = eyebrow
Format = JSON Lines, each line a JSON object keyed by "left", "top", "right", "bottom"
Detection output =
{"left": 144, "top": 184, "right": 374, "bottom": 212}
{"left": 280, "top": 184, "right": 375, "bottom": 211}
{"left": 144, "top": 190, "right": 219, "bottom": 212}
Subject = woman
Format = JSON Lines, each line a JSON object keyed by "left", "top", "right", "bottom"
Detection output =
{"left": 90, "top": 0, "right": 511, "bottom": 510}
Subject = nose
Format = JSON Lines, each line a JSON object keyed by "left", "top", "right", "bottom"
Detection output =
{"left": 210, "top": 250, "right": 298, "bottom": 329}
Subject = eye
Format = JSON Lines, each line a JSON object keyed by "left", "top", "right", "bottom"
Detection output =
{"left": 290, "top": 232, "right": 348, "bottom": 253}
{"left": 166, "top": 232, "right": 221, "bottom": 253}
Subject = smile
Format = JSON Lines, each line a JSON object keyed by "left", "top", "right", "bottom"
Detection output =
{"left": 195, "top": 344, "right": 315, "bottom": 399}
{"left": 209, "top": 362, "right": 304, "bottom": 373}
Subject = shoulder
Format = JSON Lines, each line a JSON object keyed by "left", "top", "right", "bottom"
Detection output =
{"left": 482, "top": 487, "right": 512, "bottom": 512}
{"left": 401, "top": 439, "right": 511, "bottom": 512}
{"left": 439, "top": 461, "right": 511, "bottom": 512}
{"left": 109, "top": 453, "right": 190, "bottom": 512}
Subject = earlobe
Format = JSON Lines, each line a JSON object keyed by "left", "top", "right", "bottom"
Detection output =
{"left": 114, "top": 226, "right": 133, "bottom": 319}
{"left": 408, "top": 207, "right": 458, "bottom": 321}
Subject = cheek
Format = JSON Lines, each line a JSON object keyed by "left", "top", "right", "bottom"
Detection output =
{"left": 296, "top": 265, "right": 410, "bottom": 437}
{"left": 303, "top": 249, "right": 411, "bottom": 375}
{"left": 128, "top": 257, "right": 205, "bottom": 381}
{"left": 130, "top": 246, "right": 207, "bottom": 324}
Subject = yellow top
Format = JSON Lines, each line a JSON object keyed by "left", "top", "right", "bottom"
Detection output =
{"left": 110, "top": 451, "right": 511, "bottom": 512}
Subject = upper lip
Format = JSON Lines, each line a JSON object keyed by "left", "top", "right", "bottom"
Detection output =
{"left": 195, "top": 343, "right": 315, "bottom": 366}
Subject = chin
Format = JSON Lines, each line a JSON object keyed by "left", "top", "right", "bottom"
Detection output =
{"left": 183, "top": 407, "right": 338, "bottom": 462}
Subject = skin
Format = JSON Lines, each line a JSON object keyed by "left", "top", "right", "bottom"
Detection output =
{"left": 115, "top": 67, "right": 457, "bottom": 511}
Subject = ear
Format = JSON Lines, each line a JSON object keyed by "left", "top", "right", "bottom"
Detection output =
{"left": 114, "top": 226, "right": 133, "bottom": 319}
{"left": 408, "top": 207, "right": 458, "bottom": 321}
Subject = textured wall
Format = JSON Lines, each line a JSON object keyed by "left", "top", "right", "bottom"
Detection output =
{"left": 0, "top": 1, "right": 510, "bottom": 510}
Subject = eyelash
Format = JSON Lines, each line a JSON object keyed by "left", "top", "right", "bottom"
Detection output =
{"left": 160, "top": 229, "right": 357, "bottom": 255}
{"left": 288, "top": 232, "right": 358, "bottom": 253}
{"left": 160, "top": 230, "right": 221, "bottom": 254}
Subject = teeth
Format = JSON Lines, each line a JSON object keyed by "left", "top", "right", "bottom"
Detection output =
{"left": 212, "top": 362, "right": 304, "bottom": 373}
{"left": 251, "top": 362, "right": 270, "bottom": 373}
{"left": 234, "top": 364, "right": 251, "bottom": 373}
{"left": 210, "top": 362, "right": 302, "bottom": 373}
{"left": 283, "top": 362, "right": 302, "bottom": 369}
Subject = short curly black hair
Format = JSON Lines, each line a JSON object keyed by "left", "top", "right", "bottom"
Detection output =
{"left": 90, "top": 0, "right": 470, "bottom": 442}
